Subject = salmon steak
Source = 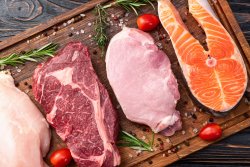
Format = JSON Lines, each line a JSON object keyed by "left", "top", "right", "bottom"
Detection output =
{"left": 158, "top": 0, "right": 248, "bottom": 112}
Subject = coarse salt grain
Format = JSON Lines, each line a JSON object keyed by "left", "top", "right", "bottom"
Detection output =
{"left": 80, "top": 29, "right": 85, "bottom": 34}
{"left": 167, "top": 150, "right": 172, "bottom": 154}
{"left": 88, "top": 23, "right": 92, "bottom": 26}
{"left": 203, "top": 121, "right": 208, "bottom": 126}
{"left": 75, "top": 31, "right": 80, "bottom": 35}
{"left": 52, "top": 32, "right": 56, "bottom": 36}
{"left": 181, "top": 130, "right": 186, "bottom": 135}
{"left": 67, "top": 20, "right": 72, "bottom": 24}
{"left": 63, "top": 23, "right": 67, "bottom": 27}
{"left": 141, "top": 136, "right": 146, "bottom": 140}
{"left": 16, "top": 69, "right": 21, "bottom": 73}
{"left": 27, "top": 40, "right": 30, "bottom": 44}
{"left": 162, "top": 153, "right": 166, "bottom": 157}
{"left": 184, "top": 112, "right": 188, "bottom": 117}
{"left": 193, "top": 128, "right": 198, "bottom": 134}
{"left": 80, "top": 13, "right": 86, "bottom": 17}
{"left": 70, "top": 27, "right": 75, "bottom": 30}
{"left": 89, "top": 35, "right": 92, "bottom": 38}
{"left": 166, "top": 138, "right": 171, "bottom": 143}
{"left": 116, "top": 105, "right": 121, "bottom": 109}
{"left": 136, "top": 150, "right": 142, "bottom": 154}
{"left": 128, "top": 154, "right": 133, "bottom": 158}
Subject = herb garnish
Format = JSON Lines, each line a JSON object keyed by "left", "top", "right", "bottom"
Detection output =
{"left": 117, "top": 131, "right": 154, "bottom": 152}
{"left": 0, "top": 43, "right": 58, "bottom": 67}
{"left": 94, "top": 0, "right": 156, "bottom": 56}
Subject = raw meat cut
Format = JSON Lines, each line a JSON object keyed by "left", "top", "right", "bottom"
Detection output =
{"left": 0, "top": 71, "right": 50, "bottom": 167}
{"left": 33, "top": 42, "right": 120, "bottom": 167}
{"left": 106, "top": 27, "right": 182, "bottom": 136}
{"left": 158, "top": 0, "right": 247, "bottom": 112}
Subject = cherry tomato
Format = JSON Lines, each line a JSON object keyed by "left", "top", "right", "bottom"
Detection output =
{"left": 199, "top": 123, "right": 222, "bottom": 141}
{"left": 50, "top": 148, "right": 72, "bottom": 167}
{"left": 137, "top": 14, "right": 160, "bottom": 31}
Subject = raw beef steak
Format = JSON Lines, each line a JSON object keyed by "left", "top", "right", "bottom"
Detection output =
{"left": 33, "top": 42, "right": 120, "bottom": 167}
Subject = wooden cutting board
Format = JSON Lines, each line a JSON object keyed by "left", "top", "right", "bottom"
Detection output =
{"left": 0, "top": 0, "right": 250, "bottom": 166}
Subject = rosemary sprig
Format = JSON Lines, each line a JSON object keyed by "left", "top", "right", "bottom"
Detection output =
{"left": 0, "top": 43, "right": 58, "bottom": 67}
{"left": 94, "top": 4, "right": 109, "bottom": 57}
{"left": 104, "top": 0, "right": 156, "bottom": 15}
{"left": 117, "top": 131, "right": 154, "bottom": 152}
{"left": 94, "top": 0, "right": 155, "bottom": 56}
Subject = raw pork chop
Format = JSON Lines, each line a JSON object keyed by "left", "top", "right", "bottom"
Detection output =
{"left": 33, "top": 42, "right": 120, "bottom": 167}
{"left": 0, "top": 71, "right": 50, "bottom": 167}
{"left": 106, "top": 28, "right": 181, "bottom": 136}
{"left": 158, "top": 0, "right": 247, "bottom": 112}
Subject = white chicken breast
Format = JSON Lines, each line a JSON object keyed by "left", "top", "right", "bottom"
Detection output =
{"left": 0, "top": 71, "right": 50, "bottom": 167}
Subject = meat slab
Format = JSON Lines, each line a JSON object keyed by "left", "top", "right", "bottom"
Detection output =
{"left": 33, "top": 42, "right": 120, "bottom": 167}
{"left": 106, "top": 28, "right": 182, "bottom": 136}
{"left": 0, "top": 71, "right": 50, "bottom": 167}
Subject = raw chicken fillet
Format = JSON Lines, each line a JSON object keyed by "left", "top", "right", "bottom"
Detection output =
{"left": 0, "top": 71, "right": 50, "bottom": 167}
{"left": 158, "top": 0, "right": 247, "bottom": 112}
{"left": 106, "top": 28, "right": 182, "bottom": 136}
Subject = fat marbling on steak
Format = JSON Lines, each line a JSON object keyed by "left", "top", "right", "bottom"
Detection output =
{"left": 33, "top": 42, "right": 120, "bottom": 167}
{"left": 106, "top": 28, "right": 182, "bottom": 136}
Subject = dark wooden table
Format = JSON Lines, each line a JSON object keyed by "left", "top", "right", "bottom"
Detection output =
{"left": 0, "top": 0, "right": 249, "bottom": 166}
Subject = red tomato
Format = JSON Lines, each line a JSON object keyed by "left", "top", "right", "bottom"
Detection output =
{"left": 199, "top": 123, "right": 222, "bottom": 141}
{"left": 50, "top": 148, "right": 72, "bottom": 167}
{"left": 137, "top": 14, "right": 160, "bottom": 31}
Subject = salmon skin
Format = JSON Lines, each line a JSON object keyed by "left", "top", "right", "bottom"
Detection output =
{"left": 158, "top": 0, "right": 247, "bottom": 113}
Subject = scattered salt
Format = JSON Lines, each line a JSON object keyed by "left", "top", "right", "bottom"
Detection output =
{"left": 193, "top": 128, "right": 198, "bottom": 134}
{"left": 70, "top": 27, "right": 75, "bottom": 31}
{"left": 63, "top": 23, "right": 67, "bottom": 27}
{"left": 88, "top": 22, "right": 92, "bottom": 26}
{"left": 75, "top": 31, "right": 80, "bottom": 35}
{"left": 166, "top": 138, "right": 171, "bottom": 143}
{"left": 80, "top": 29, "right": 85, "bottom": 34}
{"left": 80, "top": 13, "right": 86, "bottom": 17}
{"left": 162, "top": 153, "right": 166, "bottom": 157}
{"left": 128, "top": 154, "right": 133, "bottom": 158}
{"left": 116, "top": 105, "right": 121, "bottom": 109}
{"left": 67, "top": 20, "right": 72, "bottom": 24}
{"left": 16, "top": 69, "right": 21, "bottom": 73}
{"left": 181, "top": 130, "right": 186, "bottom": 135}
{"left": 141, "top": 136, "right": 146, "bottom": 140}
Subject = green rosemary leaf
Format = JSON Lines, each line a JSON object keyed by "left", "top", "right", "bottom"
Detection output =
{"left": 0, "top": 43, "right": 58, "bottom": 67}
{"left": 118, "top": 131, "right": 154, "bottom": 152}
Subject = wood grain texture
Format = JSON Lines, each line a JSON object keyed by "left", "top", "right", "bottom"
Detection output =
{"left": 0, "top": 0, "right": 250, "bottom": 166}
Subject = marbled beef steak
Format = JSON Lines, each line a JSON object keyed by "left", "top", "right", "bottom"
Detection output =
{"left": 33, "top": 42, "right": 120, "bottom": 167}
